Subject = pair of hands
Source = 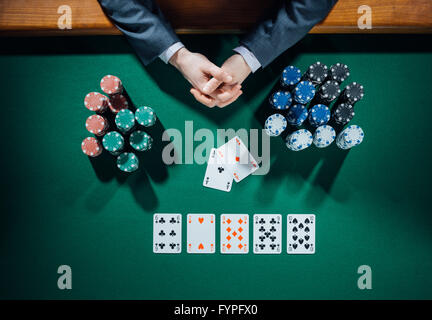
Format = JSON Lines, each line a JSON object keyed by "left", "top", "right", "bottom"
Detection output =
{"left": 169, "top": 48, "right": 252, "bottom": 108}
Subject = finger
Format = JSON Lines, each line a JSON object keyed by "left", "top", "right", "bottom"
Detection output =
{"left": 190, "top": 88, "right": 216, "bottom": 108}
{"left": 213, "top": 84, "right": 241, "bottom": 102}
{"left": 217, "top": 90, "right": 243, "bottom": 108}
{"left": 207, "top": 65, "right": 233, "bottom": 84}
{"left": 202, "top": 77, "right": 223, "bottom": 95}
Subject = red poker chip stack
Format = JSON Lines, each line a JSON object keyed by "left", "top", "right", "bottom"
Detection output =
{"left": 81, "top": 137, "right": 103, "bottom": 157}
{"left": 84, "top": 92, "right": 109, "bottom": 113}
{"left": 100, "top": 75, "right": 123, "bottom": 95}
{"left": 85, "top": 114, "right": 109, "bottom": 136}
{"left": 108, "top": 94, "right": 129, "bottom": 113}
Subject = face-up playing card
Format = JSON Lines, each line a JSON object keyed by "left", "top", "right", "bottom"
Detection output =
{"left": 203, "top": 148, "right": 233, "bottom": 192}
{"left": 220, "top": 214, "right": 249, "bottom": 254}
{"left": 187, "top": 214, "right": 216, "bottom": 253}
{"left": 153, "top": 213, "right": 182, "bottom": 254}
{"left": 253, "top": 214, "right": 282, "bottom": 254}
{"left": 287, "top": 214, "right": 315, "bottom": 254}
{"left": 217, "top": 136, "right": 259, "bottom": 183}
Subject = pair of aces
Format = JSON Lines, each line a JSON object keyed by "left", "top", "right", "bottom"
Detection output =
{"left": 153, "top": 213, "right": 315, "bottom": 255}
{"left": 203, "top": 136, "right": 259, "bottom": 192}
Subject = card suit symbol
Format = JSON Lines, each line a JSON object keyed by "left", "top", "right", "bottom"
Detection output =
{"left": 227, "top": 219, "right": 231, "bottom": 224}
{"left": 270, "top": 218, "right": 276, "bottom": 224}
{"left": 264, "top": 232, "right": 271, "bottom": 238}
{"left": 238, "top": 235, "right": 243, "bottom": 241}
{"left": 304, "top": 226, "right": 310, "bottom": 233}
{"left": 292, "top": 227, "right": 298, "bottom": 233}
{"left": 226, "top": 235, "right": 231, "bottom": 241}
{"left": 232, "top": 231, "right": 237, "bottom": 237}
{"left": 299, "top": 223, "right": 304, "bottom": 229}
{"left": 259, "top": 226, "right": 265, "bottom": 232}
{"left": 305, "top": 243, "right": 310, "bottom": 249}
{"left": 305, "top": 218, "right": 310, "bottom": 224}
{"left": 198, "top": 243, "right": 204, "bottom": 250}
{"left": 238, "top": 227, "right": 243, "bottom": 233}
{"left": 238, "top": 244, "right": 243, "bottom": 249}
{"left": 159, "top": 230, "right": 166, "bottom": 237}
{"left": 270, "top": 244, "right": 276, "bottom": 250}
{"left": 305, "top": 235, "right": 310, "bottom": 241}
{"left": 292, "top": 235, "right": 298, "bottom": 241}
{"left": 238, "top": 219, "right": 243, "bottom": 224}
{"left": 198, "top": 217, "right": 204, "bottom": 224}
{"left": 293, "top": 218, "right": 298, "bottom": 224}
{"left": 169, "top": 217, "right": 176, "bottom": 224}
{"left": 259, "top": 244, "right": 265, "bottom": 250}
{"left": 169, "top": 230, "right": 176, "bottom": 237}
{"left": 293, "top": 243, "right": 298, "bottom": 249}
{"left": 217, "top": 167, "right": 224, "bottom": 173}
{"left": 169, "top": 243, "right": 176, "bottom": 249}
{"left": 270, "top": 226, "right": 276, "bottom": 232}
{"left": 259, "top": 218, "right": 265, "bottom": 224}
{"left": 227, "top": 243, "right": 231, "bottom": 249}
{"left": 299, "top": 238, "right": 304, "bottom": 244}
{"left": 226, "top": 227, "right": 231, "bottom": 233}
{"left": 159, "top": 217, "right": 166, "bottom": 224}
{"left": 270, "top": 236, "right": 276, "bottom": 242}
{"left": 259, "top": 236, "right": 265, "bottom": 242}
{"left": 159, "top": 243, "right": 165, "bottom": 249}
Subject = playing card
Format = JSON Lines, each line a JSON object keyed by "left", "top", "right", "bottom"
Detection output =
{"left": 220, "top": 214, "right": 249, "bottom": 254}
{"left": 253, "top": 214, "right": 282, "bottom": 254}
{"left": 187, "top": 214, "right": 216, "bottom": 253}
{"left": 153, "top": 213, "right": 182, "bottom": 254}
{"left": 287, "top": 214, "right": 315, "bottom": 254}
{"left": 217, "top": 136, "right": 259, "bottom": 183}
{"left": 203, "top": 148, "right": 233, "bottom": 192}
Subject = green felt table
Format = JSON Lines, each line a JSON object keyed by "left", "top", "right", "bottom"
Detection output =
{"left": 1, "top": 34, "right": 432, "bottom": 300}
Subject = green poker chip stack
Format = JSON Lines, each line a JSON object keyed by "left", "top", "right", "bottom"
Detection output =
{"left": 129, "top": 130, "right": 153, "bottom": 151}
{"left": 116, "top": 152, "right": 139, "bottom": 172}
{"left": 115, "top": 109, "right": 135, "bottom": 133}
{"left": 135, "top": 106, "right": 156, "bottom": 127}
{"left": 102, "top": 131, "right": 124, "bottom": 155}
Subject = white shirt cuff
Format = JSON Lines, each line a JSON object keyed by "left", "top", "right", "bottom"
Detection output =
{"left": 159, "top": 42, "right": 185, "bottom": 64}
{"left": 233, "top": 46, "right": 261, "bottom": 73}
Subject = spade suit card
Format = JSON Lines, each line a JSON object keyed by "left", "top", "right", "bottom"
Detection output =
{"left": 287, "top": 214, "right": 315, "bottom": 254}
{"left": 153, "top": 213, "right": 182, "bottom": 254}
{"left": 203, "top": 148, "right": 233, "bottom": 192}
{"left": 253, "top": 214, "right": 282, "bottom": 254}
{"left": 220, "top": 214, "right": 249, "bottom": 254}
{"left": 187, "top": 214, "right": 216, "bottom": 254}
{"left": 216, "top": 136, "right": 259, "bottom": 183}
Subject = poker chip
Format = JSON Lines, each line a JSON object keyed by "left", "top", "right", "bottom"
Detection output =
{"left": 333, "top": 103, "right": 355, "bottom": 125}
{"left": 135, "top": 106, "right": 157, "bottom": 127}
{"left": 269, "top": 91, "right": 292, "bottom": 110}
{"left": 117, "top": 152, "right": 139, "bottom": 173}
{"left": 304, "top": 62, "right": 328, "bottom": 85}
{"left": 294, "top": 81, "right": 316, "bottom": 104}
{"left": 108, "top": 94, "right": 128, "bottom": 113}
{"left": 313, "top": 125, "right": 336, "bottom": 148}
{"left": 85, "top": 114, "right": 108, "bottom": 136}
{"left": 102, "top": 131, "right": 125, "bottom": 155}
{"left": 130, "top": 130, "right": 153, "bottom": 151}
{"left": 286, "top": 104, "right": 308, "bottom": 126}
{"left": 318, "top": 80, "right": 341, "bottom": 103}
{"left": 115, "top": 109, "right": 135, "bottom": 133}
{"left": 329, "top": 63, "right": 350, "bottom": 83}
{"left": 342, "top": 82, "right": 364, "bottom": 104}
{"left": 336, "top": 125, "right": 364, "bottom": 149}
{"left": 264, "top": 113, "right": 287, "bottom": 137}
{"left": 84, "top": 92, "right": 108, "bottom": 113}
{"left": 100, "top": 75, "right": 123, "bottom": 95}
{"left": 286, "top": 129, "right": 313, "bottom": 151}
{"left": 280, "top": 65, "right": 301, "bottom": 87}
{"left": 81, "top": 137, "right": 102, "bottom": 157}
{"left": 308, "top": 104, "right": 330, "bottom": 127}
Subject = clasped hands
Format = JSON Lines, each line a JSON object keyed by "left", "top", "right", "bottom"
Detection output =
{"left": 169, "top": 48, "right": 251, "bottom": 108}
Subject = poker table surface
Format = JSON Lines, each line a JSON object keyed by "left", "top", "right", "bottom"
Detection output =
{"left": 1, "top": 34, "right": 432, "bottom": 300}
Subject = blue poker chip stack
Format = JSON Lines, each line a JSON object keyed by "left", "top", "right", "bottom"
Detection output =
{"left": 269, "top": 91, "right": 292, "bottom": 110}
{"left": 308, "top": 104, "right": 330, "bottom": 127}
{"left": 286, "top": 104, "right": 308, "bottom": 126}
{"left": 280, "top": 66, "right": 301, "bottom": 88}
{"left": 293, "top": 81, "right": 316, "bottom": 104}
{"left": 286, "top": 129, "right": 313, "bottom": 151}
{"left": 313, "top": 125, "right": 336, "bottom": 148}
{"left": 264, "top": 113, "right": 287, "bottom": 137}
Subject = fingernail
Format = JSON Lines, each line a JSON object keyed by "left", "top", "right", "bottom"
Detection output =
{"left": 226, "top": 75, "right": 233, "bottom": 82}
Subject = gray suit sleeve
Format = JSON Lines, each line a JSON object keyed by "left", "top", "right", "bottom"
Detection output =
{"left": 98, "top": 0, "right": 180, "bottom": 65}
{"left": 240, "top": 0, "right": 338, "bottom": 68}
